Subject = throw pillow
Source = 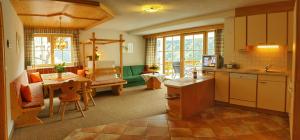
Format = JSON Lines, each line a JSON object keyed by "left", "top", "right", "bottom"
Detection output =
{"left": 30, "top": 72, "right": 42, "bottom": 83}
{"left": 20, "top": 84, "right": 32, "bottom": 102}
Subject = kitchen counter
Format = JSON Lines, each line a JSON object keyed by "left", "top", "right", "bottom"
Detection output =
{"left": 203, "top": 68, "right": 287, "bottom": 76}
{"left": 164, "top": 76, "right": 214, "bottom": 88}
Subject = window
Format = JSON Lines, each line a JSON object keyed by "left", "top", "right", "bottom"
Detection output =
{"left": 207, "top": 31, "right": 215, "bottom": 55}
{"left": 184, "top": 34, "right": 204, "bottom": 76}
{"left": 33, "top": 34, "right": 73, "bottom": 66}
{"left": 154, "top": 30, "right": 217, "bottom": 78}
{"left": 164, "top": 36, "right": 180, "bottom": 77}
{"left": 155, "top": 38, "right": 163, "bottom": 74}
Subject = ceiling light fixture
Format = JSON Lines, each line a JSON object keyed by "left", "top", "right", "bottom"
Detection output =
{"left": 142, "top": 5, "right": 163, "bottom": 13}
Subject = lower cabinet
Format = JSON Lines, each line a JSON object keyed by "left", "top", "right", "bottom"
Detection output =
{"left": 215, "top": 72, "right": 229, "bottom": 102}
{"left": 257, "top": 75, "right": 286, "bottom": 112}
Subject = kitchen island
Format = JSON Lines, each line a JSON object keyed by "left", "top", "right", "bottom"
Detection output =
{"left": 164, "top": 76, "right": 215, "bottom": 119}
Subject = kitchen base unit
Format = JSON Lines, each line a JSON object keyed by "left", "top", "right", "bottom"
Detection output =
{"left": 164, "top": 77, "right": 215, "bottom": 119}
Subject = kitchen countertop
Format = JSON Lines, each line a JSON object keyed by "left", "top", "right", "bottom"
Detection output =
{"left": 164, "top": 76, "right": 214, "bottom": 88}
{"left": 203, "top": 68, "right": 287, "bottom": 76}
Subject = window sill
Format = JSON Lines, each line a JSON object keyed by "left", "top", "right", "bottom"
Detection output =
{"left": 27, "top": 65, "right": 79, "bottom": 70}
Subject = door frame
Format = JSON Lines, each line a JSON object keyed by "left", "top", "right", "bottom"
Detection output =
{"left": 293, "top": 0, "right": 300, "bottom": 139}
{"left": 0, "top": 2, "right": 7, "bottom": 140}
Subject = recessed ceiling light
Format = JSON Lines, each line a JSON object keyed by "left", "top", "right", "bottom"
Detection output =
{"left": 142, "top": 5, "right": 163, "bottom": 13}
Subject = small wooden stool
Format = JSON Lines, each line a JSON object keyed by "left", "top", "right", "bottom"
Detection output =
{"left": 58, "top": 80, "right": 85, "bottom": 120}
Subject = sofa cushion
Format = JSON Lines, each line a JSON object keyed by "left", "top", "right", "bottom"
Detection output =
{"left": 124, "top": 75, "right": 144, "bottom": 83}
{"left": 131, "top": 65, "right": 145, "bottom": 76}
{"left": 20, "top": 84, "right": 32, "bottom": 102}
{"left": 123, "top": 66, "right": 133, "bottom": 77}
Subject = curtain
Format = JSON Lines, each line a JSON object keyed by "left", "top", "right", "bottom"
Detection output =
{"left": 215, "top": 29, "right": 224, "bottom": 56}
{"left": 145, "top": 37, "right": 157, "bottom": 66}
{"left": 24, "top": 27, "right": 80, "bottom": 67}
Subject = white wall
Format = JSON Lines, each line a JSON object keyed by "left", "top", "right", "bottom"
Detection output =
{"left": 2, "top": 0, "right": 25, "bottom": 136}
{"left": 79, "top": 28, "right": 145, "bottom": 66}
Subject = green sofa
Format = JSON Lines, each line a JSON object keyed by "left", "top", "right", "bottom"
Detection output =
{"left": 123, "top": 65, "right": 146, "bottom": 87}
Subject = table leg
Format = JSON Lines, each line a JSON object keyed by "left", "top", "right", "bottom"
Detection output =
{"left": 82, "top": 83, "right": 89, "bottom": 111}
{"left": 49, "top": 87, "right": 54, "bottom": 117}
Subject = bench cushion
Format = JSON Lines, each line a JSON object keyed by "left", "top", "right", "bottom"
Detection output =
{"left": 22, "top": 92, "right": 44, "bottom": 108}
{"left": 21, "top": 82, "right": 44, "bottom": 109}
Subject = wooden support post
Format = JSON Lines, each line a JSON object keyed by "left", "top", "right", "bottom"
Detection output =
{"left": 92, "top": 32, "right": 96, "bottom": 80}
{"left": 120, "top": 34, "right": 123, "bottom": 78}
{"left": 83, "top": 43, "right": 86, "bottom": 67}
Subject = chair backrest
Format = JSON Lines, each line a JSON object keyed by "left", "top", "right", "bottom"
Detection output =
{"left": 60, "top": 80, "right": 82, "bottom": 94}
{"left": 172, "top": 62, "right": 181, "bottom": 74}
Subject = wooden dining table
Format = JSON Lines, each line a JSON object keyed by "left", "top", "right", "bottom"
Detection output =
{"left": 41, "top": 72, "right": 91, "bottom": 117}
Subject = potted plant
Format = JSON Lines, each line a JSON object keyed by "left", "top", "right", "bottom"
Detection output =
{"left": 149, "top": 64, "right": 160, "bottom": 74}
{"left": 54, "top": 62, "right": 65, "bottom": 78}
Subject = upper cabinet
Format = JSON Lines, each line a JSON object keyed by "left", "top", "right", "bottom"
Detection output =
{"left": 234, "top": 16, "right": 247, "bottom": 50}
{"left": 234, "top": 11, "right": 290, "bottom": 50}
{"left": 267, "top": 12, "right": 287, "bottom": 46}
{"left": 288, "top": 11, "right": 294, "bottom": 52}
{"left": 247, "top": 14, "right": 267, "bottom": 46}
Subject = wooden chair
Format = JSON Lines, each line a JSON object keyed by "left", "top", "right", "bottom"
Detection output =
{"left": 58, "top": 80, "right": 85, "bottom": 120}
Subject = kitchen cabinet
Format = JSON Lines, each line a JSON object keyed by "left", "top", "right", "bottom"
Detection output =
{"left": 288, "top": 10, "right": 294, "bottom": 52}
{"left": 247, "top": 14, "right": 267, "bottom": 46}
{"left": 257, "top": 75, "right": 286, "bottom": 112}
{"left": 230, "top": 73, "right": 257, "bottom": 107}
{"left": 215, "top": 71, "right": 229, "bottom": 102}
{"left": 267, "top": 12, "right": 287, "bottom": 46}
{"left": 234, "top": 16, "right": 247, "bottom": 50}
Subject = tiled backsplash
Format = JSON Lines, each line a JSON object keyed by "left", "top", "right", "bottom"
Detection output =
{"left": 231, "top": 47, "right": 287, "bottom": 71}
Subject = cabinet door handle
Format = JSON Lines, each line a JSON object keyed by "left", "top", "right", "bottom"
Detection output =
{"left": 259, "top": 82, "right": 267, "bottom": 84}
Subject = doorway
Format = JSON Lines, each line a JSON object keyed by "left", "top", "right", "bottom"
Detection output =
{"left": 0, "top": 2, "right": 8, "bottom": 140}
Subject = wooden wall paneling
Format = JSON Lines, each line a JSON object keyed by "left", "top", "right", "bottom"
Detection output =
{"left": 235, "top": 1, "right": 294, "bottom": 17}
{"left": 11, "top": 0, "right": 113, "bottom": 29}
{"left": 293, "top": 0, "right": 300, "bottom": 139}
{"left": 0, "top": 1, "right": 7, "bottom": 139}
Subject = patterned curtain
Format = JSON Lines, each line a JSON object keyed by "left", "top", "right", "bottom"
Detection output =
{"left": 145, "top": 37, "right": 157, "bottom": 66}
{"left": 215, "top": 29, "right": 224, "bottom": 56}
{"left": 24, "top": 27, "right": 80, "bottom": 67}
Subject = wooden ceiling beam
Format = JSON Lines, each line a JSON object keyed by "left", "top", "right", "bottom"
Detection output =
{"left": 18, "top": 13, "right": 102, "bottom": 21}
{"left": 50, "top": 0, "right": 100, "bottom": 6}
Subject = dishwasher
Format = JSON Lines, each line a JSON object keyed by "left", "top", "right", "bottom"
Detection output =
{"left": 230, "top": 73, "right": 257, "bottom": 107}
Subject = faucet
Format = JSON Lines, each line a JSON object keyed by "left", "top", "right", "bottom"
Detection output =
{"left": 264, "top": 64, "right": 272, "bottom": 72}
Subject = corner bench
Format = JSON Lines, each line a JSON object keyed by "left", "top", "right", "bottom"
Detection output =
{"left": 10, "top": 71, "right": 44, "bottom": 128}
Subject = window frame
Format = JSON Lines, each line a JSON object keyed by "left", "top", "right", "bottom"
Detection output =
{"left": 155, "top": 30, "right": 217, "bottom": 77}
{"left": 32, "top": 34, "right": 74, "bottom": 67}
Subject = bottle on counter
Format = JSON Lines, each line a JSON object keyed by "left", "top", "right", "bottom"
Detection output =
{"left": 193, "top": 67, "right": 197, "bottom": 79}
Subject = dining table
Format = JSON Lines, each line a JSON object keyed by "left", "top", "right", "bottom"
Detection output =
{"left": 41, "top": 72, "right": 91, "bottom": 117}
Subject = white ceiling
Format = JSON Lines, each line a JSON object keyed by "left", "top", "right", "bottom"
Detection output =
{"left": 96, "top": 0, "right": 287, "bottom": 35}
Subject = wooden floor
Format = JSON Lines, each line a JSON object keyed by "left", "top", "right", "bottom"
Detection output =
{"left": 65, "top": 106, "right": 290, "bottom": 140}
